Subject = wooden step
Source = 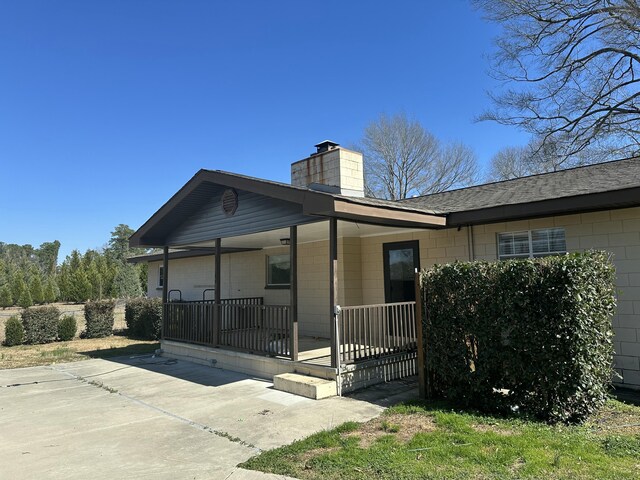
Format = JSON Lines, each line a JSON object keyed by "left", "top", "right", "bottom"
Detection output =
{"left": 273, "top": 373, "right": 337, "bottom": 399}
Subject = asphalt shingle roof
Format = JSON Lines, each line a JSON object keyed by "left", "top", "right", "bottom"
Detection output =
{"left": 399, "top": 157, "right": 640, "bottom": 213}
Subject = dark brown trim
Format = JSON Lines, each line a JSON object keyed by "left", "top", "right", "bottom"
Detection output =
{"left": 162, "top": 247, "right": 169, "bottom": 305}
{"left": 332, "top": 200, "right": 446, "bottom": 227}
{"left": 214, "top": 238, "right": 221, "bottom": 346}
{"left": 127, "top": 247, "right": 259, "bottom": 264}
{"left": 414, "top": 271, "right": 426, "bottom": 399}
{"left": 290, "top": 225, "right": 298, "bottom": 362}
{"left": 329, "top": 217, "right": 339, "bottom": 369}
{"left": 383, "top": 240, "right": 420, "bottom": 304}
{"left": 447, "top": 186, "right": 640, "bottom": 227}
{"left": 130, "top": 170, "right": 448, "bottom": 247}
{"left": 264, "top": 284, "right": 290, "bottom": 290}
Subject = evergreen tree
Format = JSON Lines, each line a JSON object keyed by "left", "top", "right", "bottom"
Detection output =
{"left": 11, "top": 273, "right": 26, "bottom": 305}
{"left": 36, "top": 240, "right": 60, "bottom": 277}
{"left": 112, "top": 264, "right": 142, "bottom": 299}
{"left": 58, "top": 263, "right": 71, "bottom": 301}
{"left": 106, "top": 224, "right": 141, "bottom": 263}
{"left": 44, "top": 278, "right": 57, "bottom": 304}
{"left": 86, "top": 261, "right": 103, "bottom": 300}
{"left": 29, "top": 274, "right": 45, "bottom": 304}
{"left": 70, "top": 268, "right": 92, "bottom": 303}
{"left": 0, "top": 284, "right": 12, "bottom": 308}
{"left": 18, "top": 287, "right": 33, "bottom": 308}
{"left": 69, "top": 249, "right": 82, "bottom": 272}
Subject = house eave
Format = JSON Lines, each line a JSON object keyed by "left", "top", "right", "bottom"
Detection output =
{"left": 447, "top": 186, "right": 640, "bottom": 226}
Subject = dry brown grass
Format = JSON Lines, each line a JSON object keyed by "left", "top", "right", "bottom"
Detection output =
{"left": 0, "top": 301, "right": 126, "bottom": 343}
{"left": 0, "top": 335, "right": 159, "bottom": 369}
{"left": 342, "top": 413, "right": 438, "bottom": 448}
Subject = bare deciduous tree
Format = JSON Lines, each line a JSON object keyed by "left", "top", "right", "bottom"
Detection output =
{"left": 475, "top": 0, "right": 640, "bottom": 160}
{"left": 488, "top": 135, "right": 617, "bottom": 180}
{"left": 360, "top": 114, "right": 479, "bottom": 200}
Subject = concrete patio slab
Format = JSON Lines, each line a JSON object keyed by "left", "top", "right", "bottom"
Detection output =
{"left": 0, "top": 354, "right": 416, "bottom": 479}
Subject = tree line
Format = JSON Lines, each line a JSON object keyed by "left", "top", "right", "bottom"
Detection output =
{"left": 0, "top": 224, "right": 148, "bottom": 308}
{"left": 362, "top": 1, "right": 639, "bottom": 197}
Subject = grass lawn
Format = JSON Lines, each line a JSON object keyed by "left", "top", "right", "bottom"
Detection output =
{"left": 0, "top": 334, "right": 160, "bottom": 369}
{"left": 241, "top": 398, "right": 640, "bottom": 480}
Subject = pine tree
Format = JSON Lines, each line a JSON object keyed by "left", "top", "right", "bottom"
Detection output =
{"left": 0, "top": 284, "right": 12, "bottom": 308}
{"left": 18, "top": 287, "right": 33, "bottom": 308}
{"left": 11, "top": 273, "right": 26, "bottom": 305}
{"left": 86, "top": 261, "right": 103, "bottom": 300}
{"left": 58, "top": 263, "right": 71, "bottom": 301}
{"left": 71, "top": 268, "right": 92, "bottom": 303}
{"left": 29, "top": 274, "right": 45, "bottom": 304}
{"left": 112, "top": 264, "right": 142, "bottom": 299}
{"left": 44, "top": 278, "right": 57, "bottom": 304}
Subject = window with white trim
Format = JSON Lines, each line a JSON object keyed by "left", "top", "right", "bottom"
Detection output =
{"left": 498, "top": 228, "right": 566, "bottom": 260}
{"left": 158, "top": 265, "right": 164, "bottom": 288}
{"left": 266, "top": 254, "right": 290, "bottom": 287}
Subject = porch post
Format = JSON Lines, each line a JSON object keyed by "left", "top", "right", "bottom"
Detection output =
{"left": 290, "top": 225, "right": 298, "bottom": 361}
{"left": 162, "top": 246, "right": 169, "bottom": 340}
{"left": 214, "top": 238, "right": 221, "bottom": 346}
{"left": 329, "top": 218, "right": 339, "bottom": 368}
{"left": 414, "top": 271, "right": 426, "bottom": 399}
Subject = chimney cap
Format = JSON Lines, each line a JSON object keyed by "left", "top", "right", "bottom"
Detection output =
{"left": 314, "top": 140, "right": 340, "bottom": 154}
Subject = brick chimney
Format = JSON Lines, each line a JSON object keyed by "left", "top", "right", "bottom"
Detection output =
{"left": 290, "top": 141, "right": 365, "bottom": 197}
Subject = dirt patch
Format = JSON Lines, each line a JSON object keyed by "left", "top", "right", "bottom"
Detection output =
{"left": 342, "top": 413, "right": 437, "bottom": 448}
{"left": 0, "top": 336, "right": 159, "bottom": 369}
{"left": 587, "top": 404, "right": 640, "bottom": 435}
{"left": 472, "top": 423, "right": 515, "bottom": 436}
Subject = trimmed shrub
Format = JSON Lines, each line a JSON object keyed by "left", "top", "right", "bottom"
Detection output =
{"left": 84, "top": 299, "right": 115, "bottom": 338}
{"left": 421, "top": 251, "right": 616, "bottom": 424}
{"left": 4, "top": 316, "right": 24, "bottom": 346}
{"left": 58, "top": 315, "right": 77, "bottom": 341}
{"left": 125, "top": 297, "right": 162, "bottom": 339}
{"left": 22, "top": 306, "right": 60, "bottom": 344}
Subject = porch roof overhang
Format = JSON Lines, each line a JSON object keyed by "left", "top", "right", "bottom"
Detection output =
{"left": 129, "top": 169, "right": 447, "bottom": 248}
{"left": 127, "top": 247, "right": 260, "bottom": 264}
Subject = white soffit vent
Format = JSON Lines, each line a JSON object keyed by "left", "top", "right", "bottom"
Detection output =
{"left": 221, "top": 188, "right": 238, "bottom": 216}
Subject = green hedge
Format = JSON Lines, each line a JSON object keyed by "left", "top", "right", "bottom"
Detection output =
{"left": 58, "top": 315, "right": 77, "bottom": 341}
{"left": 84, "top": 300, "right": 115, "bottom": 338}
{"left": 21, "top": 306, "right": 60, "bottom": 344}
{"left": 421, "top": 251, "right": 617, "bottom": 424}
{"left": 125, "top": 297, "right": 162, "bottom": 339}
{"left": 4, "top": 316, "right": 24, "bottom": 346}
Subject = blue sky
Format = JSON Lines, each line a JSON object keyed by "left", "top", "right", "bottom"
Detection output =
{"left": 0, "top": 1, "right": 528, "bottom": 261}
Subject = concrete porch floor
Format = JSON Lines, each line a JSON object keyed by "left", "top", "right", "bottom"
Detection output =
{"left": 0, "top": 354, "right": 417, "bottom": 480}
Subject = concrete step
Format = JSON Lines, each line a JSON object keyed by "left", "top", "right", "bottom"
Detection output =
{"left": 273, "top": 373, "right": 337, "bottom": 400}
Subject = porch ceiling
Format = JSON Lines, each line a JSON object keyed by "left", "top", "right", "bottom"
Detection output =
{"left": 184, "top": 220, "right": 422, "bottom": 249}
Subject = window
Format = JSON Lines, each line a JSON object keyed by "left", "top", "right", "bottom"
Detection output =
{"left": 266, "top": 254, "right": 290, "bottom": 288}
{"left": 158, "top": 265, "right": 164, "bottom": 288}
{"left": 498, "top": 228, "right": 566, "bottom": 260}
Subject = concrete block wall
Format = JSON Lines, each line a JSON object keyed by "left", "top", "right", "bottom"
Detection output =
{"left": 358, "top": 206, "right": 640, "bottom": 389}
{"left": 147, "top": 256, "right": 215, "bottom": 301}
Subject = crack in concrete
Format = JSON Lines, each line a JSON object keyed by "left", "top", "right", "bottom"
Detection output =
{"left": 49, "top": 365, "right": 260, "bottom": 453}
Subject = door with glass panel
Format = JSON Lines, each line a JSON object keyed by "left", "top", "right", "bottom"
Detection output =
{"left": 383, "top": 241, "right": 420, "bottom": 303}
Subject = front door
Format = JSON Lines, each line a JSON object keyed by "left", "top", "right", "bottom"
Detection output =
{"left": 383, "top": 240, "right": 420, "bottom": 303}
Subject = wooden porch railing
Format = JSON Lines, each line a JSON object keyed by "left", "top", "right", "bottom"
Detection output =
{"left": 338, "top": 301, "right": 417, "bottom": 364}
{"left": 163, "top": 297, "right": 292, "bottom": 358}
